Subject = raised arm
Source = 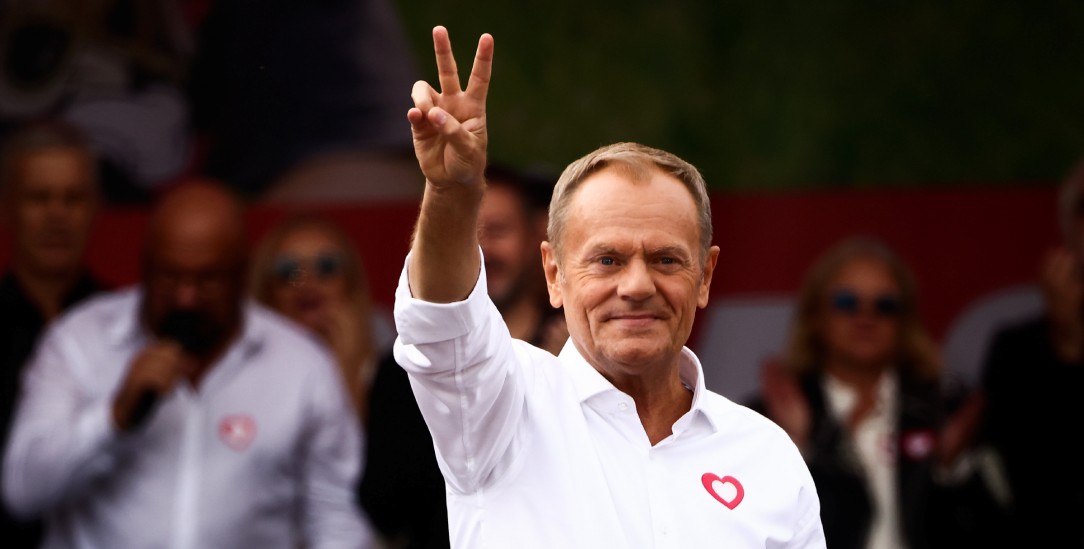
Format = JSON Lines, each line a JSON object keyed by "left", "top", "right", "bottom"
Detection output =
{"left": 407, "top": 26, "right": 494, "bottom": 303}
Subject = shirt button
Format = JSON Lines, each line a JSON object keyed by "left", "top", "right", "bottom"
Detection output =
{"left": 618, "top": 402, "right": 628, "bottom": 411}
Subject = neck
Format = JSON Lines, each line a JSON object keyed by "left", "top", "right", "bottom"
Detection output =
{"left": 499, "top": 293, "right": 544, "bottom": 342}
{"left": 603, "top": 357, "right": 693, "bottom": 446}
{"left": 12, "top": 262, "right": 81, "bottom": 321}
{"left": 823, "top": 356, "right": 889, "bottom": 393}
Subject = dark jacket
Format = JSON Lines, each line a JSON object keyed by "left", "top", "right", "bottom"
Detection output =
{"left": 748, "top": 368, "right": 1006, "bottom": 549}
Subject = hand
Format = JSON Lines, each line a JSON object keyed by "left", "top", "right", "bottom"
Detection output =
{"left": 759, "top": 357, "right": 811, "bottom": 450}
{"left": 408, "top": 26, "right": 494, "bottom": 190}
{"left": 937, "top": 390, "right": 985, "bottom": 468}
{"left": 1041, "top": 247, "right": 1084, "bottom": 362}
{"left": 317, "top": 301, "right": 367, "bottom": 368}
{"left": 112, "top": 341, "right": 194, "bottom": 431}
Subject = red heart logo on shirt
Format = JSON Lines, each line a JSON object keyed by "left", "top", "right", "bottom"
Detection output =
{"left": 702, "top": 473, "right": 744, "bottom": 509}
{"left": 218, "top": 414, "right": 257, "bottom": 452}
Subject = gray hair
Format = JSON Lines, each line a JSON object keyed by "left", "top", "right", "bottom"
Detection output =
{"left": 546, "top": 142, "right": 712, "bottom": 263}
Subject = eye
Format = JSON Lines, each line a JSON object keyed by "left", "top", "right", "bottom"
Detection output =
{"left": 659, "top": 257, "right": 675, "bottom": 265}
{"left": 598, "top": 256, "right": 616, "bottom": 266}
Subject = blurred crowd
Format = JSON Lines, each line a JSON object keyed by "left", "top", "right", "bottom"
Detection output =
{"left": 0, "top": 2, "right": 1082, "bottom": 549}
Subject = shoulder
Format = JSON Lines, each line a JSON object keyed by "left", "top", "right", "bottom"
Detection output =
{"left": 50, "top": 286, "right": 139, "bottom": 336}
{"left": 988, "top": 314, "right": 1047, "bottom": 347}
{"left": 700, "top": 389, "right": 797, "bottom": 445}
{"left": 247, "top": 302, "right": 336, "bottom": 365}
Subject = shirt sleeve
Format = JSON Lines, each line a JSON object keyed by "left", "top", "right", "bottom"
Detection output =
{"left": 2, "top": 323, "right": 126, "bottom": 518}
{"left": 787, "top": 483, "right": 828, "bottom": 548}
{"left": 392, "top": 252, "right": 530, "bottom": 495}
{"left": 300, "top": 352, "right": 376, "bottom": 549}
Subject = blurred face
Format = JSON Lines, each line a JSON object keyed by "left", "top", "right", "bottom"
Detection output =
{"left": 143, "top": 223, "right": 245, "bottom": 357}
{"left": 3, "top": 147, "right": 98, "bottom": 276}
{"left": 478, "top": 184, "right": 542, "bottom": 310}
{"left": 542, "top": 166, "right": 718, "bottom": 377}
{"left": 818, "top": 257, "right": 903, "bottom": 370}
{"left": 266, "top": 225, "right": 349, "bottom": 334}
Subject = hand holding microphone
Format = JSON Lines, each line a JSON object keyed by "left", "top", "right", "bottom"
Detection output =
{"left": 112, "top": 312, "right": 202, "bottom": 431}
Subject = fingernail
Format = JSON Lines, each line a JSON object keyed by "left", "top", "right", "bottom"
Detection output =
{"left": 433, "top": 110, "right": 447, "bottom": 125}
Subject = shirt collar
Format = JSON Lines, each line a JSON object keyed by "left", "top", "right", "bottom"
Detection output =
{"left": 559, "top": 339, "right": 717, "bottom": 434}
{"left": 105, "top": 286, "right": 265, "bottom": 358}
{"left": 823, "top": 369, "right": 899, "bottom": 422}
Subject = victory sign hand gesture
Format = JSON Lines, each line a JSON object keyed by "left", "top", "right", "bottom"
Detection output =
{"left": 408, "top": 26, "right": 494, "bottom": 189}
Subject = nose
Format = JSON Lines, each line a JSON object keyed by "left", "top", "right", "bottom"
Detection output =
{"left": 618, "top": 259, "right": 656, "bottom": 302}
{"left": 173, "top": 280, "right": 200, "bottom": 309}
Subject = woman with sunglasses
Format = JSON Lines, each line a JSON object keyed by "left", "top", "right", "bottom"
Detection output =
{"left": 747, "top": 236, "right": 1004, "bottom": 549}
{"left": 249, "top": 214, "right": 379, "bottom": 421}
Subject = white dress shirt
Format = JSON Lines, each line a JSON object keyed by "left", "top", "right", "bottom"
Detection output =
{"left": 3, "top": 287, "right": 374, "bottom": 549}
{"left": 393, "top": 256, "right": 826, "bottom": 549}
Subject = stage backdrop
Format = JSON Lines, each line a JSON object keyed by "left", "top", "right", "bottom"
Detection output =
{"left": 0, "top": 184, "right": 1060, "bottom": 402}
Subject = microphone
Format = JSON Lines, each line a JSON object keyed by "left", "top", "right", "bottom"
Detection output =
{"left": 130, "top": 311, "right": 204, "bottom": 428}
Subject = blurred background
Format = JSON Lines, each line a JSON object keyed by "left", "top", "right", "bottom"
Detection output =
{"left": 1, "top": 0, "right": 1082, "bottom": 400}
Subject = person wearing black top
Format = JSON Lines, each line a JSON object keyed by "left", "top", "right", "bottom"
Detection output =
{"left": 977, "top": 157, "right": 1084, "bottom": 547}
{"left": 0, "top": 120, "right": 105, "bottom": 548}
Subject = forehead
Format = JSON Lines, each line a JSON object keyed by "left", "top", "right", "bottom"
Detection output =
{"left": 480, "top": 184, "right": 527, "bottom": 222}
{"left": 149, "top": 220, "right": 243, "bottom": 270}
{"left": 275, "top": 224, "right": 342, "bottom": 253}
{"left": 565, "top": 166, "right": 699, "bottom": 251}
{"left": 10, "top": 147, "right": 95, "bottom": 191}
{"left": 828, "top": 257, "right": 898, "bottom": 290}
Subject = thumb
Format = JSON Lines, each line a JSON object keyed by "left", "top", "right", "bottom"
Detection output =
{"left": 427, "top": 107, "right": 476, "bottom": 154}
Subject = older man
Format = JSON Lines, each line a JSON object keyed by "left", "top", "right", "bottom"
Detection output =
{"left": 3, "top": 182, "right": 373, "bottom": 548}
{"left": 0, "top": 120, "right": 106, "bottom": 548}
{"left": 393, "top": 27, "right": 825, "bottom": 548}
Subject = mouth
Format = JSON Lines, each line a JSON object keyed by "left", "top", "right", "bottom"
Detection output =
{"left": 605, "top": 313, "right": 663, "bottom": 328}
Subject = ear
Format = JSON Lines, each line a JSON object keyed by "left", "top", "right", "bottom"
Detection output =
{"left": 697, "top": 246, "right": 720, "bottom": 309}
{"left": 540, "top": 241, "right": 563, "bottom": 308}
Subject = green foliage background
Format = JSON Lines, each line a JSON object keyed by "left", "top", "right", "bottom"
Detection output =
{"left": 395, "top": 1, "right": 1084, "bottom": 191}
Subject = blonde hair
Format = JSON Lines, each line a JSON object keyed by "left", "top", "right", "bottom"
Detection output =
{"left": 249, "top": 213, "right": 375, "bottom": 413}
{"left": 784, "top": 236, "right": 941, "bottom": 382}
{"left": 547, "top": 142, "right": 712, "bottom": 263}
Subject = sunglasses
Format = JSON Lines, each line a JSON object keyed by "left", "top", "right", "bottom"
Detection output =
{"left": 829, "top": 289, "right": 903, "bottom": 318}
{"left": 272, "top": 252, "right": 344, "bottom": 284}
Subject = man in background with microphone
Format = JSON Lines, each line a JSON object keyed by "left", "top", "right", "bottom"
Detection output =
{"left": 3, "top": 181, "right": 374, "bottom": 548}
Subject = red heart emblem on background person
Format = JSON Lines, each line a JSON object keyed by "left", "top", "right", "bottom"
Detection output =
{"left": 702, "top": 473, "right": 745, "bottom": 509}
{"left": 218, "top": 414, "right": 257, "bottom": 452}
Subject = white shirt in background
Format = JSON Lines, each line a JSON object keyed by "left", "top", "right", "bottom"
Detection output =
{"left": 3, "top": 287, "right": 374, "bottom": 549}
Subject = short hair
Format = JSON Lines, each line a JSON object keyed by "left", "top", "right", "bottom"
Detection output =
{"left": 484, "top": 163, "right": 555, "bottom": 216}
{"left": 1058, "top": 155, "right": 1084, "bottom": 248}
{"left": 546, "top": 142, "right": 712, "bottom": 263}
{"left": 0, "top": 119, "right": 95, "bottom": 193}
{"left": 783, "top": 236, "right": 941, "bottom": 382}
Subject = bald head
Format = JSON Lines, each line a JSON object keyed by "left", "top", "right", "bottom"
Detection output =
{"left": 141, "top": 181, "right": 249, "bottom": 356}
{"left": 147, "top": 181, "right": 246, "bottom": 256}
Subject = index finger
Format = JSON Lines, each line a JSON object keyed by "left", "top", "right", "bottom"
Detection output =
{"left": 465, "top": 33, "right": 495, "bottom": 102}
{"left": 433, "top": 26, "right": 462, "bottom": 94}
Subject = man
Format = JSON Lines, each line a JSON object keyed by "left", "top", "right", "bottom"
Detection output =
{"left": 977, "top": 157, "right": 1084, "bottom": 546}
{"left": 360, "top": 163, "right": 566, "bottom": 548}
{"left": 392, "top": 26, "right": 826, "bottom": 548}
{"left": 3, "top": 181, "right": 374, "bottom": 548}
{"left": 0, "top": 120, "right": 105, "bottom": 548}
{"left": 476, "top": 164, "right": 566, "bottom": 353}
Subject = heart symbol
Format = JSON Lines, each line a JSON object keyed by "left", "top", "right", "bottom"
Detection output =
{"left": 702, "top": 473, "right": 744, "bottom": 510}
{"left": 218, "top": 414, "right": 257, "bottom": 452}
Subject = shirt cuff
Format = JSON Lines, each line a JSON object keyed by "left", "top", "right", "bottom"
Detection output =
{"left": 393, "top": 250, "right": 492, "bottom": 345}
